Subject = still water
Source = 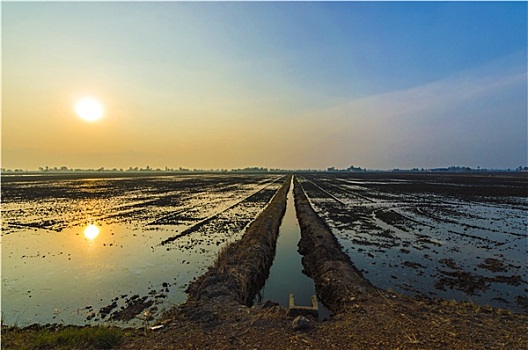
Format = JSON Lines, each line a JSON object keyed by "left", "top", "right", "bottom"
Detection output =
{"left": 2, "top": 174, "right": 283, "bottom": 326}
{"left": 1, "top": 222, "right": 209, "bottom": 326}
{"left": 258, "top": 178, "right": 331, "bottom": 319}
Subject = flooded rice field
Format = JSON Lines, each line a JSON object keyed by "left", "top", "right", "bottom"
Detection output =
{"left": 2, "top": 172, "right": 526, "bottom": 328}
{"left": 1, "top": 173, "right": 284, "bottom": 326}
{"left": 297, "top": 173, "right": 528, "bottom": 313}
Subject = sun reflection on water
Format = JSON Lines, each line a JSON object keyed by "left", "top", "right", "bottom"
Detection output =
{"left": 84, "top": 224, "right": 100, "bottom": 240}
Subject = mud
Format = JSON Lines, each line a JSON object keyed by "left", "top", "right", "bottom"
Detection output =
{"left": 113, "top": 173, "right": 528, "bottom": 349}
{"left": 3, "top": 171, "right": 526, "bottom": 329}
{"left": 179, "top": 175, "right": 291, "bottom": 322}
{"left": 1, "top": 173, "right": 283, "bottom": 233}
{"left": 160, "top": 186, "right": 279, "bottom": 245}
{"left": 297, "top": 172, "right": 527, "bottom": 312}
{"left": 293, "top": 178, "right": 380, "bottom": 312}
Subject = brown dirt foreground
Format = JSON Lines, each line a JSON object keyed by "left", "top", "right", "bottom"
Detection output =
{"left": 119, "top": 176, "right": 527, "bottom": 349}
{"left": 121, "top": 297, "right": 527, "bottom": 350}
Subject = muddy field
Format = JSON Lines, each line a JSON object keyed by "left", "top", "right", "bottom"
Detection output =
{"left": 2, "top": 171, "right": 526, "bottom": 331}
{"left": 1, "top": 173, "right": 285, "bottom": 326}
{"left": 297, "top": 172, "right": 527, "bottom": 312}
{"left": 2, "top": 172, "right": 528, "bottom": 349}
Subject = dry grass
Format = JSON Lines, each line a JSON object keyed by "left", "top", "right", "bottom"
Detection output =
{"left": 2, "top": 325, "right": 125, "bottom": 350}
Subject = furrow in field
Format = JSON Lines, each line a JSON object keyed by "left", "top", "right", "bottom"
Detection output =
{"left": 160, "top": 176, "right": 285, "bottom": 245}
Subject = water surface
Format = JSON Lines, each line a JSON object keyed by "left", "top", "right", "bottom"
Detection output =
{"left": 258, "top": 178, "right": 331, "bottom": 319}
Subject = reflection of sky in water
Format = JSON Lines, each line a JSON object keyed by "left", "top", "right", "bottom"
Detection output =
{"left": 302, "top": 176, "right": 527, "bottom": 313}
{"left": 257, "top": 179, "right": 332, "bottom": 319}
{"left": 1, "top": 175, "right": 284, "bottom": 326}
{"left": 2, "top": 222, "right": 227, "bottom": 326}
{"left": 83, "top": 224, "right": 100, "bottom": 240}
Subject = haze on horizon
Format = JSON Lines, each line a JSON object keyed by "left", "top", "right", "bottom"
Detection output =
{"left": 2, "top": 2, "right": 527, "bottom": 171}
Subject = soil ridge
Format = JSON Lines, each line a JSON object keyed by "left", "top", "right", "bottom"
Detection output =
{"left": 182, "top": 175, "right": 291, "bottom": 315}
{"left": 293, "top": 177, "right": 380, "bottom": 312}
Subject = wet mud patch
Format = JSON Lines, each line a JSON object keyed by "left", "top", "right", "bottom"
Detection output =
{"left": 478, "top": 257, "right": 510, "bottom": 272}
{"left": 160, "top": 183, "right": 281, "bottom": 245}
{"left": 403, "top": 261, "right": 425, "bottom": 269}
{"left": 435, "top": 270, "right": 490, "bottom": 295}
{"left": 439, "top": 258, "right": 459, "bottom": 269}
{"left": 435, "top": 269, "right": 524, "bottom": 296}
{"left": 107, "top": 296, "right": 154, "bottom": 322}
{"left": 87, "top": 282, "right": 174, "bottom": 323}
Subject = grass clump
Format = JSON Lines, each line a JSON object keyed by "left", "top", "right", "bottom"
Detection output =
{"left": 2, "top": 325, "right": 125, "bottom": 349}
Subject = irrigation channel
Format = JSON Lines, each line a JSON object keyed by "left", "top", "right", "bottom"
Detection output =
{"left": 256, "top": 177, "right": 331, "bottom": 319}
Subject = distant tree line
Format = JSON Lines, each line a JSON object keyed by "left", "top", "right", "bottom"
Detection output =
{"left": 2, "top": 164, "right": 527, "bottom": 174}
{"left": 327, "top": 165, "right": 366, "bottom": 172}
{"left": 402, "top": 166, "right": 528, "bottom": 173}
{"left": 326, "top": 165, "right": 528, "bottom": 173}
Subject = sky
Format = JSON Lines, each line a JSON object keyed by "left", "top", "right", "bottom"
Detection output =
{"left": 2, "top": 2, "right": 527, "bottom": 170}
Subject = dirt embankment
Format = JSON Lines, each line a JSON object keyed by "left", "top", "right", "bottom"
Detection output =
{"left": 293, "top": 177, "right": 380, "bottom": 312}
{"left": 178, "top": 175, "right": 291, "bottom": 321}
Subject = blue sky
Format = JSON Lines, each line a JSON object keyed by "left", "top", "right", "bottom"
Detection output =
{"left": 3, "top": 2, "right": 527, "bottom": 170}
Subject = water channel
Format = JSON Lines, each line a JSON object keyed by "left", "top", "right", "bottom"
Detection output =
{"left": 257, "top": 177, "right": 331, "bottom": 319}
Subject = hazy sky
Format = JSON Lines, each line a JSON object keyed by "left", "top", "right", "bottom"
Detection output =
{"left": 3, "top": 2, "right": 527, "bottom": 170}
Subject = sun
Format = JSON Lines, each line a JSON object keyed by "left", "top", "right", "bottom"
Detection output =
{"left": 75, "top": 97, "right": 104, "bottom": 122}
{"left": 83, "top": 224, "right": 100, "bottom": 240}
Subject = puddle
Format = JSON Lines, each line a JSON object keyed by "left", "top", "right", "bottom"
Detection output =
{"left": 256, "top": 178, "right": 332, "bottom": 319}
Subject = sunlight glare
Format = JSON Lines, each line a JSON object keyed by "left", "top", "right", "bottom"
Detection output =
{"left": 75, "top": 97, "right": 104, "bottom": 122}
{"left": 84, "top": 224, "right": 100, "bottom": 240}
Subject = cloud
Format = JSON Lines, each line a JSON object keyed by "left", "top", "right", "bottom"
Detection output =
{"left": 299, "top": 52, "right": 527, "bottom": 169}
